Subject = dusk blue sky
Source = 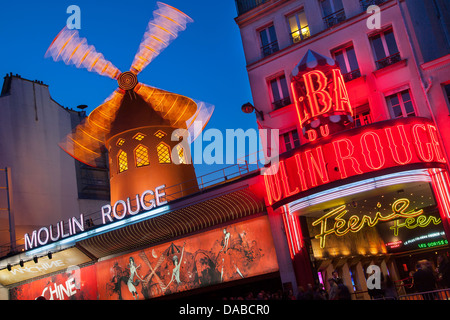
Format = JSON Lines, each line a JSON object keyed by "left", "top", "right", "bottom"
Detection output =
{"left": 0, "top": 0, "right": 257, "bottom": 177}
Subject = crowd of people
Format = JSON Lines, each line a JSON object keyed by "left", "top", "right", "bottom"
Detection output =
{"left": 409, "top": 254, "right": 450, "bottom": 299}
{"left": 218, "top": 254, "right": 450, "bottom": 301}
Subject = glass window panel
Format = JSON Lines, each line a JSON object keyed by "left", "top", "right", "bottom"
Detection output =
{"left": 283, "top": 133, "right": 292, "bottom": 151}
{"left": 333, "top": 0, "right": 344, "bottom": 11}
{"left": 289, "top": 15, "right": 298, "bottom": 33}
{"left": 371, "top": 34, "right": 386, "bottom": 60}
{"left": 334, "top": 50, "right": 348, "bottom": 74}
{"left": 280, "top": 76, "right": 290, "bottom": 100}
{"left": 445, "top": 84, "right": 450, "bottom": 100}
{"left": 268, "top": 25, "right": 277, "bottom": 42}
{"left": 260, "top": 29, "right": 269, "bottom": 47}
{"left": 157, "top": 143, "right": 172, "bottom": 164}
{"left": 270, "top": 79, "right": 281, "bottom": 102}
{"left": 135, "top": 145, "right": 150, "bottom": 167}
{"left": 292, "top": 130, "right": 300, "bottom": 148}
{"left": 118, "top": 151, "right": 128, "bottom": 173}
{"left": 388, "top": 94, "right": 399, "bottom": 108}
{"left": 298, "top": 11, "right": 308, "bottom": 28}
{"left": 321, "top": 0, "right": 333, "bottom": 16}
{"left": 346, "top": 47, "right": 359, "bottom": 72}
{"left": 384, "top": 30, "right": 399, "bottom": 55}
{"left": 404, "top": 101, "right": 415, "bottom": 116}
{"left": 401, "top": 90, "right": 411, "bottom": 103}
{"left": 445, "top": 84, "right": 450, "bottom": 113}
{"left": 392, "top": 105, "right": 403, "bottom": 118}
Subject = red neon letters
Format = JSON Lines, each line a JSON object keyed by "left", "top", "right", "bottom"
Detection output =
{"left": 292, "top": 69, "right": 353, "bottom": 130}
{"left": 264, "top": 118, "right": 447, "bottom": 206}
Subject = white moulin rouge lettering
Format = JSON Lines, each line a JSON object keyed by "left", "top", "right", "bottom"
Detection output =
{"left": 101, "top": 185, "right": 167, "bottom": 224}
{"left": 24, "top": 214, "right": 84, "bottom": 250}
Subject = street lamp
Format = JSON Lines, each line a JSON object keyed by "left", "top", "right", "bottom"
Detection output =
{"left": 241, "top": 102, "right": 264, "bottom": 121}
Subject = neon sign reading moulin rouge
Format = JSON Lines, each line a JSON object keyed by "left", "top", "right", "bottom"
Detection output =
{"left": 264, "top": 117, "right": 446, "bottom": 206}
{"left": 25, "top": 185, "right": 167, "bottom": 251}
{"left": 312, "top": 198, "right": 441, "bottom": 248}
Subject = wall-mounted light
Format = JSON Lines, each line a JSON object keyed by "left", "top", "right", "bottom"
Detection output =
{"left": 19, "top": 260, "right": 24, "bottom": 268}
{"left": 33, "top": 256, "right": 38, "bottom": 264}
{"left": 241, "top": 102, "right": 265, "bottom": 121}
{"left": 47, "top": 252, "right": 52, "bottom": 259}
{"left": 7, "top": 264, "right": 11, "bottom": 272}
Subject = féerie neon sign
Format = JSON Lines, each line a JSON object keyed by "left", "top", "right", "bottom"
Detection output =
{"left": 311, "top": 198, "right": 437, "bottom": 248}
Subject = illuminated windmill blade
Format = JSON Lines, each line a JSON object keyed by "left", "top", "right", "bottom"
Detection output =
{"left": 186, "top": 101, "right": 215, "bottom": 143}
{"left": 134, "top": 83, "right": 197, "bottom": 128}
{"left": 130, "top": 2, "right": 193, "bottom": 74}
{"left": 45, "top": 27, "right": 121, "bottom": 80}
{"left": 59, "top": 90, "right": 124, "bottom": 167}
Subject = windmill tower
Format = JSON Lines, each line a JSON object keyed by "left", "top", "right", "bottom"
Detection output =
{"left": 45, "top": 2, "right": 214, "bottom": 206}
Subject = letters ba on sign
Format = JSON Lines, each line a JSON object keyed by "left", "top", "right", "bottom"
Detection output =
{"left": 264, "top": 117, "right": 447, "bottom": 206}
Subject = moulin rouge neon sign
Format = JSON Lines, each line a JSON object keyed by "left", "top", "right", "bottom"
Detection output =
{"left": 264, "top": 117, "right": 446, "bottom": 206}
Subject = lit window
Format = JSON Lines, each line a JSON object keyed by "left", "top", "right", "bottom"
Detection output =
{"left": 116, "top": 138, "right": 125, "bottom": 147}
{"left": 118, "top": 150, "right": 128, "bottom": 173}
{"left": 176, "top": 145, "right": 186, "bottom": 164}
{"left": 133, "top": 133, "right": 146, "bottom": 141}
{"left": 332, "top": 44, "right": 361, "bottom": 82}
{"left": 386, "top": 90, "right": 416, "bottom": 118}
{"left": 287, "top": 10, "right": 310, "bottom": 44}
{"left": 154, "top": 130, "right": 167, "bottom": 139}
{"left": 270, "top": 75, "right": 291, "bottom": 110}
{"left": 157, "top": 143, "right": 171, "bottom": 164}
{"left": 370, "top": 28, "right": 400, "bottom": 69}
{"left": 135, "top": 145, "right": 150, "bottom": 167}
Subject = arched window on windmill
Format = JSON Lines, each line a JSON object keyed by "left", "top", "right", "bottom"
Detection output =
{"left": 118, "top": 150, "right": 129, "bottom": 173}
{"left": 135, "top": 144, "right": 150, "bottom": 167}
{"left": 157, "top": 142, "right": 171, "bottom": 164}
{"left": 176, "top": 144, "right": 186, "bottom": 164}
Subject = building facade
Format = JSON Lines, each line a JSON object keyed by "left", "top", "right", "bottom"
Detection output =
{"left": 0, "top": 74, "right": 109, "bottom": 256}
{"left": 235, "top": 0, "right": 450, "bottom": 299}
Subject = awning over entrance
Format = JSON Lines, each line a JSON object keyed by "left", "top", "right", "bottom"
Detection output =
{"left": 77, "top": 186, "right": 265, "bottom": 258}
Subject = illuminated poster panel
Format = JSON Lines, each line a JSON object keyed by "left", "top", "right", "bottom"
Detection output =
{"left": 10, "top": 264, "right": 97, "bottom": 300}
{"left": 96, "top": 216, "right": 278, "bottom": 300}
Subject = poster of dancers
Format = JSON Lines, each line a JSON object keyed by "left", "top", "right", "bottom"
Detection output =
{"left": 96, "top": 216, "right": 279, "bottom": 300}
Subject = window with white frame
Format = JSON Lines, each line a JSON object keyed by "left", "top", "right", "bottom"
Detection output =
{"left": 287, "top": 9, "right": 310, "bottom": 44}
{"left": 281, "top": 129, "right": 301, "bottom": 152}
{"left": 353, "top": 103, "right": 372, "bottom": 127}
{"left": 386, "top": 90, "right": 416, "bottom": 118}
{"left": 320, "top": 0, "right": 346, "bottom": 28}
{"left": 269, "top": 75, "right": 291, "bottom": 110}
{"left": 259, "top": 25, "right": 279, "bottom": 57}
{"left": 332, "top": 44, "right": 360, "bottom": 82}
{"left": 369, "top": 28, "right": 401, "bottom": 69}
